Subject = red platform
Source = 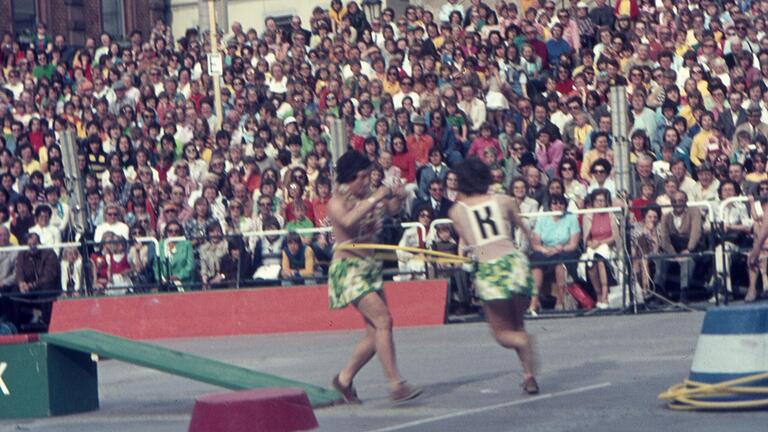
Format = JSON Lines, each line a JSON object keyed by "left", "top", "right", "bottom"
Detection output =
{"left": 188, "top": 388, "right": 317, "bottom": 432}
{"left": 0, "top": 334, "right": 39, "bottom": 345}
{"left": 49, "top": 280, "right": 448, "bottom": 340}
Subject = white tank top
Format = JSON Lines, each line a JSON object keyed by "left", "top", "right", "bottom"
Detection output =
{"left": 456, "top": 195, "right": 517, "bottom": 262}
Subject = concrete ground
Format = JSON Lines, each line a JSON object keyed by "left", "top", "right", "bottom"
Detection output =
{"left": 1, "top": 310, "right": 765, "bottom": 432}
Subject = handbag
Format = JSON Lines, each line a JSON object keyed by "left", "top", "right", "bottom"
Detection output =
{"left": 566, "top": 282, "right": 595, "bottom": 310}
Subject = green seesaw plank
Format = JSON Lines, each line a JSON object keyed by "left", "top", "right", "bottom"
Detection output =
{"left": 41, "top": 330, "right": 340, "bottom": 407}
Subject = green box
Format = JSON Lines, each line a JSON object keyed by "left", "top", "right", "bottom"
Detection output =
{"left": 0, "top": 341, "right": 99, "bottom": 418}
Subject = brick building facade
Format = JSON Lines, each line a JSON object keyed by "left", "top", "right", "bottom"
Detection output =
{"left": 0, "top": 0, "right": 168, "bottom": 45}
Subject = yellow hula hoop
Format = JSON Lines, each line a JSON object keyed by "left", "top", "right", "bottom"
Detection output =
{"left": 658, "top": 372, "right": 768, "bottom": 410}
{"left": 336, "top": 243, "right": 473, "bottom": 263}
{"left": 370, "top": 252, "right": 470, "bottom": 265}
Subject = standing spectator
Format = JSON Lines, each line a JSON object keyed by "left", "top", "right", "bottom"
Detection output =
{"left": 656, "top": 192, "right": 702, "bottom": 302}
{"left": 16, "top": 232, "right": 60, "bottom": 325}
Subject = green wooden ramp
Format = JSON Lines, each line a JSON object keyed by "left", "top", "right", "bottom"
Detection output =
{"left": 40, "top": 330, "right": 340, "bottom": 407}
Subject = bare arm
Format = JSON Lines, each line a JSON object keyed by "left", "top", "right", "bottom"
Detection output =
{"left": 327, "top": 187, "right": 389, "bottom": 231}
{"left": 505, "top": 196, "right": 532, "bottom": 245}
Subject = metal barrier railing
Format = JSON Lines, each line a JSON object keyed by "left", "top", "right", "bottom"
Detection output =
{"left": 0, "top": 199, "right": 758, "bottom": 313}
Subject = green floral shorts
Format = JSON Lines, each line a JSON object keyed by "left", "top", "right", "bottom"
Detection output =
{"left": 474, "top": 251, "right": 536, "bottom": 301}
{"left": 328, "top": 257, "right": 384, "bottom": 309}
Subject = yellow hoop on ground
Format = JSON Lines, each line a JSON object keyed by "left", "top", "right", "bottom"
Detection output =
{"left": 658, "top": 372, "right": 768, "bottom": 410}
{"left": 335, "top": 243, "right": 472, "bottom": 264}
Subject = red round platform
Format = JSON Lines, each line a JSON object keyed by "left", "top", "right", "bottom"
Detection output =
{"left": 188, "top": 388, "right": 318, "bottom": 432}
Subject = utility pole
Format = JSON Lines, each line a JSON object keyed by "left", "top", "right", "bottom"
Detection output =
{"left": 207, "top": 0, "right": 223, "bottom": 131}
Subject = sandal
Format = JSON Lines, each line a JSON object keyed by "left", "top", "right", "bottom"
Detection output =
{"left": 521, "top": 376, "right": 539, "bottom": 395}
{"left": 390, "top": 381, "right": 423, "bottom": 403}
{"left": 332, "top": 374, "right": 362, "bottom": 404}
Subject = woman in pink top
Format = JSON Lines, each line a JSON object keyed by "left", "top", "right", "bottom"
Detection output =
{"left": 582, "top": 189, "right": 620, "bottom": 309}
{"left": 467, "top": 122, "right": 502, "bottom": 160}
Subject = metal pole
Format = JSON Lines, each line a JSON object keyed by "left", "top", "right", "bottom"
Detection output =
{"left": 609, "top": 85, "right": 636, "bottom": 313}
{"left": 208, "top": 0, "right": 223, "bottom": 131}
{"left": 329, "top": 118, "right": 347, "bottom": 170}
{"left": 60, "top": 129, "right": 92, "bottom": 295}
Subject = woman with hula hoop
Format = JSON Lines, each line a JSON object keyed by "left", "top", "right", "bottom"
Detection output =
{"left": 327, "top": 150, "right": 422, "bottom": 404}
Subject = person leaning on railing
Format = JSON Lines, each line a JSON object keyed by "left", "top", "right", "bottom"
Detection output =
{"left": 528, "top": 194, "right": 581, "bottom": 313}
{"left": 280, "top": 232, "right": 316, "bottom": 285}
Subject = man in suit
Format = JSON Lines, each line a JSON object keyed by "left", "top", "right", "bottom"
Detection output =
{"left": 412, "top": 179, "right": 453, "bottom": 220}
{"left": 734, "top": 103, "right": 768, "bottom": 142}
{"left": 656, "top": 191, "right": 702, "bottom": 302}
{"left": 716, "top": 91, "right": 748, "bottom": 140}
{"left": 525, "top": 103, "right": 561, "bottom": 151}
{"left": 417, "top": 147, "right": 449, "bottom": 201}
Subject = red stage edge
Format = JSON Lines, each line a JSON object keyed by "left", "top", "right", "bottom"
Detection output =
{"left": 49, "top": 280, "right": 448, "bottom": 340}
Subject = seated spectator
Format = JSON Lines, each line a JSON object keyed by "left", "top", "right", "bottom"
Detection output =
{"left": 717, "top": 180, "right": 755, "bottom": 302}
{"left": 583, "top": 189, "right": 620, "bottom": 309}
{"left": 219, "top": 236, "right": 253, "bottom": 289}
{"left": 252, "top": 217, "right": 284, "bottom": 281}
{"left": 429, "top": 222, "right": 472, "bottom": 314}
{"left": 29, "top": 204, "right": 62, "bottom": 255}
{"left": 529, "top": 194, "right": 581, "bottom": 313}
{"left": 155, "top": 221, "right": 195, "bottom": 291}
{"left": 127, "top": 225, "right": 155, "bottom": 292}
{"left": 586, "top": 158, "right": 616, "bottom": 197}
{"left": 60, "top": 246, "right": 82, "bottom": 295}
{"left": 656, "top": 191, "right": 702, "bottom": 303}
{"left": 656, "top": 176, "right": 679, "bottom": 215}
{"left": 397, "top": 207, "right": 432, "bottom": 280}
{"left": 412, "top": 179, "right": 453, "bottom": 219}
{"left": 199, "top": 222, "right": 229, "bottom": 290}
{"left": 16, "top": 232, "right": 61, "bottom": 326}
{"left": 631, "top": 205, "right": 663, "bottom": 297}
{"left": 94, "top": 203, "right": 130, "bottom": 243}
{"left": 285, "top": 200, "right": 315, "bottom": 241}
{"left": 280, "top": 232, "right": 316, "bottom": 284}
{"left": 417, "top": 147, "right": 449, "bottom": 201}
{"left": 559, "top": 158, "right": 587, "bottom": 209}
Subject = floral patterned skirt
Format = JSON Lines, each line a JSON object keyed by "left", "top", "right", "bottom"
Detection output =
{"left": 328, "top": 257, "right": 384, "bottom": 309}
{"left": 474, "top": 251, "right": 536, "bottom": 301}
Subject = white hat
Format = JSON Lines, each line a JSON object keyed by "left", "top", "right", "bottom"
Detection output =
{"left": 283, "top": 116, "right": 297, "bottom": 126}
{"left": 577, "top": 1, "right": 588, "bottom": 8}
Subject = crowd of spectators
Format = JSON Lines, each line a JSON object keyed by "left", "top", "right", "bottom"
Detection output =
{"left": 3, "top": 0, "right": 768, "bottom": 328}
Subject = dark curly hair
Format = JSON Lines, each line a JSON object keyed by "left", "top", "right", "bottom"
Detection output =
{"left": 455, "top": 157, "right": 491, "bottom": 195}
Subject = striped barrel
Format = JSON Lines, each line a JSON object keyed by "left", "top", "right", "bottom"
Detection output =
{"left": 688, "top": 305, "right": 768, "bottom": 401}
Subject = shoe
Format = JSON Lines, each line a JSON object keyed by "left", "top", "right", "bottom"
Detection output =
{"left": 708, "top": 293, "right": 726, "bottom": 304}
{"left": 526, "top": 308, "right": 538, "bottom": 317}
{"left": 332, "top": 374, "right": 362, "bottom": 404}
{"left": 745, "top": 291, "right": 758, "bottom": 303}
{"left": 595, "top": 302, "right": 608, "bottom": 310}
{"left": 390, "top": 381, "right": 422, "bottom": 403}
{"left": 521, "top": 376, "right": 539, "bottom": 395}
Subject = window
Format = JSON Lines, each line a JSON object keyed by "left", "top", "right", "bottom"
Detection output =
{"left": 101, "top": 0, "right": 125, "bottom": 40}
{"left": 12, "top": 0, "right": 37, "bottom": 39}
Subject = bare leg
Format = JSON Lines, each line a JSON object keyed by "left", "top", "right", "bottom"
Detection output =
{"left": 554, "top": 264, "right": 567, "bottom": 309}
{"left": 587, "top": 265, "right": 601, "bottom": 303}
{"left": 337, "top": 322, "right": 376, "bottom": 387}
{"left": 530, "top": 268, "right": 543, "bottom": 312}
{"left": 597, "top": 261, "right": 609, "bottom": 304}
{"left": 483, "top": 297, "right": 536, "bottom": 379}
{"left": 353, "top": 292, "right": 404, "bottom": 387}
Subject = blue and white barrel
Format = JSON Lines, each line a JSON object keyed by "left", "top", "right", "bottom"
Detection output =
{"left": 689, "top": 305, "right": 768, "bottom": 400}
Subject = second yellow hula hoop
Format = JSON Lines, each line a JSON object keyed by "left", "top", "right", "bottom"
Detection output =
{"left": 335, "top": 243, "right": 473, "bottom": 264}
